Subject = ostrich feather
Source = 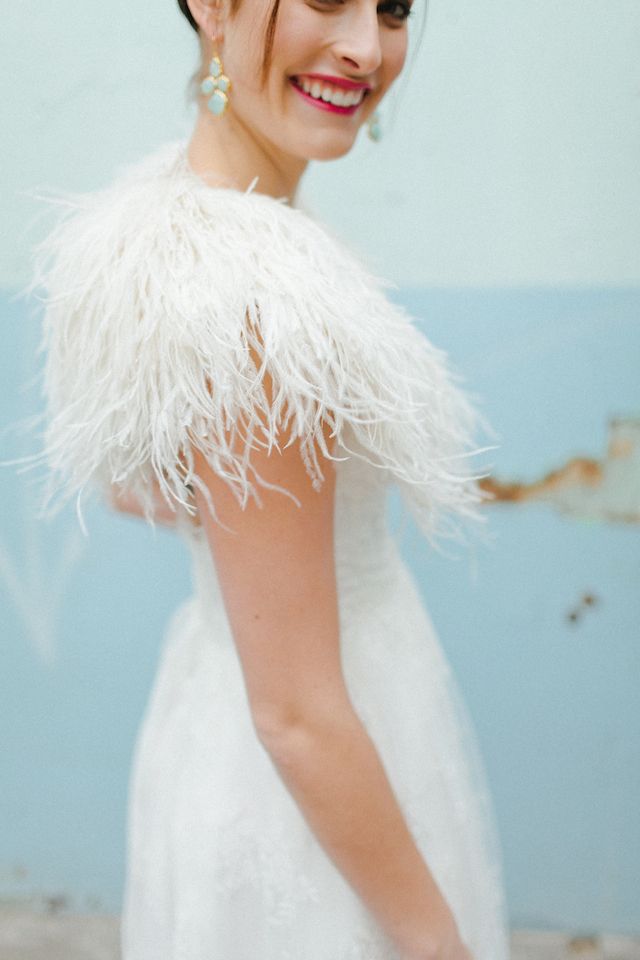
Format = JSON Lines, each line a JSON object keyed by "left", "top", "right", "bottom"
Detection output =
{"left": 24, "top": 139, "right": 494, "bottom": 543}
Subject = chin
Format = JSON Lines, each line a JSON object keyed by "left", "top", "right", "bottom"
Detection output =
{"left": 296, "top": 132, "right": 361, "bottom": 163}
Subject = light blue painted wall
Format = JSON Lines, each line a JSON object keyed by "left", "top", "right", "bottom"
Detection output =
{"left": 2, "top": 289, "right": 639, "bottom": 931}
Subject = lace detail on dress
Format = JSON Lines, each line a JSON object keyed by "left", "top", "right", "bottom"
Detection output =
{"left": 211, "top": 811, "right": 322, "bottom": 929}
{"left": 337, "top": 931, "right": 398, "bottom": 960}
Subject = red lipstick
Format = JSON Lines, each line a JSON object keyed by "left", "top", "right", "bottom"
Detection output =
{"left": 293, "top": 73, "right": 371, "bottom": 91}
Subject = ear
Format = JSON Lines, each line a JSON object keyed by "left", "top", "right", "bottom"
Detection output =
{"left": 186, "top": 0, "right": 226, "bottom": 45}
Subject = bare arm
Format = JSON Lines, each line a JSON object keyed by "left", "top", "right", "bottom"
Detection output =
{"left": 106, "top": 480, "right": 200, "bottom": 528}
{"left": 189, "top": 370, "right": 472, "bottom": 960}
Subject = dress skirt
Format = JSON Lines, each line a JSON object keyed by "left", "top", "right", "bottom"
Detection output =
{"left": 121, "top": 457, "right": 510, "bottom": 960}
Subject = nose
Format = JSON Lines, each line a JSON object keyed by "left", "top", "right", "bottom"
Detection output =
{"left": 333, "top": 5, "right": 383, "bottom": 77}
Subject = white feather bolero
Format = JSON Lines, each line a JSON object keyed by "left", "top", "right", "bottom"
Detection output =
{"left": 27, "top": 139, "right": 491, "bottom": 542}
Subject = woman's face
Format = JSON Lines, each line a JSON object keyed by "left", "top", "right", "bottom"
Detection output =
{"left": 216, "top": 0, "right": 413, "bottom": 161}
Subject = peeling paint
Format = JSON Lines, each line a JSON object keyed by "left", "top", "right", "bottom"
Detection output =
{"left": 480, "top": 417, "right": 640, "bottom": 524}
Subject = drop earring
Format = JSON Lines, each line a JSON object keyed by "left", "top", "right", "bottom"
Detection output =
{"left": 201, "top": 42, "right": 231, "bottom": 117}
{"left": 367, "top": 112, "right": 382, "bottom": 142}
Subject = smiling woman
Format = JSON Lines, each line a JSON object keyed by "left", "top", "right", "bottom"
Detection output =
{"left": 177, "top": 0, "right": 411, "bottom": 176}
{"left": 27, "top": 0, "right": 510, "bottom": 957}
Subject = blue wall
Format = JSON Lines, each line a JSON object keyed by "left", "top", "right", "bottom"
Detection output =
{"left": 2, "top": 287, "right": 638, "bottom": 932}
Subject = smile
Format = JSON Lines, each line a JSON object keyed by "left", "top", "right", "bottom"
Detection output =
{"left": 290, "top": 77, "right": 368, "bottom": 114}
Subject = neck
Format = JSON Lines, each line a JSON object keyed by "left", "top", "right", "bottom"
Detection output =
{"left": 187, "top": 108, "right": 308, "bottom": 203}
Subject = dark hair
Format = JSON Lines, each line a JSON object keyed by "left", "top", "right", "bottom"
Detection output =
{"left": 177, "top": 0, "right": 199, "bottom": 31}
{"left": 177, "top": 0, "right": 281, "bottom": 87}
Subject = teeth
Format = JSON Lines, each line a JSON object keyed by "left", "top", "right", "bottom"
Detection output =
{"left": 296, "top": 78, "right": 365, "bottom": 108}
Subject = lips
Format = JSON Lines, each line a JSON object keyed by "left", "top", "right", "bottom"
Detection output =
{"left": 294, "top": 73, "right": 371, "bottom": 92}
{"left": 290, "top": 76, "right": 369, "bottom": 115}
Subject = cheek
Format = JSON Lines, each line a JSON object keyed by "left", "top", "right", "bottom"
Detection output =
{"left": 383, "top": 32, "right": 409, "bottom": 84}
{"left": 271, "top": 11, "right": 323, "bottom": 73}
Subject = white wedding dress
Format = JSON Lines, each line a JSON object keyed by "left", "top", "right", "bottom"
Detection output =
{"left": 28, "top": 140, "right": 510, "bottom": 959}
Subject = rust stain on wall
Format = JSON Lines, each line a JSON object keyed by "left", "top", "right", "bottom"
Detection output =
{"left": 566, "top": 591, "right": 599, "bottom": 625}
{"left": 482, "top": 457, "right": 603, "bottom": 502}
{"left": 480, "top": 417, "right": 640, "bottom": 524}
{"left": 567, "top": 934, "right": 601, "bottom": 954}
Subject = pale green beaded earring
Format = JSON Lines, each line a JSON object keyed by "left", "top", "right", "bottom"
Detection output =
{"left": 367, "top": 111, "right": 382, "bottom": 142}
{"left": 201, "top": 42, "right": 231, "bottom": 117}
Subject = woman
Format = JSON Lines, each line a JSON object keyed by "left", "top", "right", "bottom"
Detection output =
{"left": 29, "top": 0, "right": 510, "bottom": 956}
